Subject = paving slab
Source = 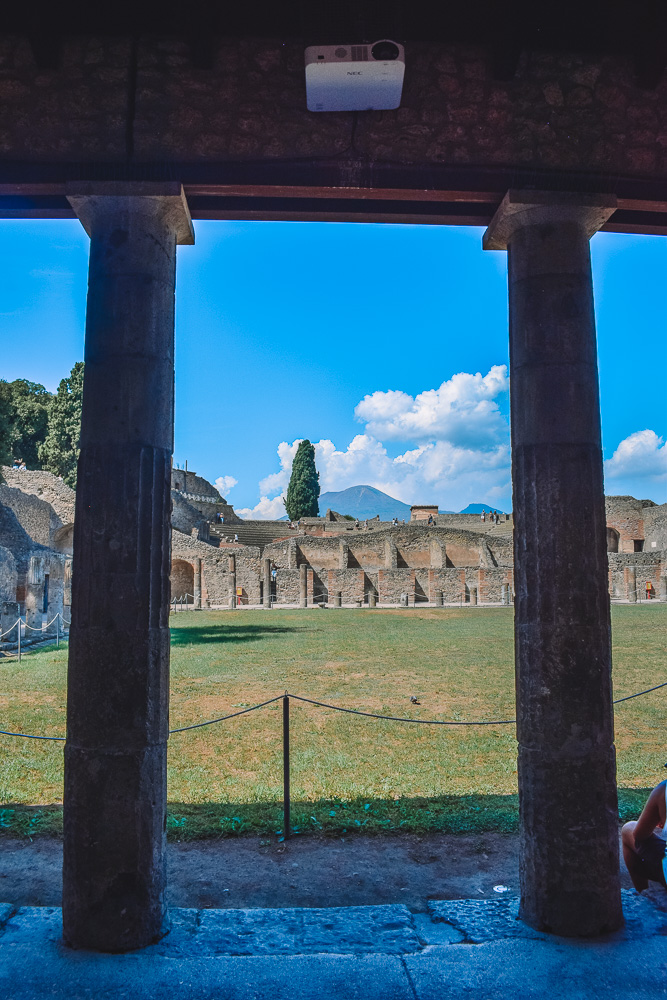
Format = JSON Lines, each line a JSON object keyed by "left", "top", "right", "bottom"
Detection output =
{"left": 405, "top": 937, "right": 667, "bottom": 1000}
{"left": 0, "top": 891, "right": 665, "bottom": 1000}
{"left": 427, "top": 889, "right": 667, "bottom": 943}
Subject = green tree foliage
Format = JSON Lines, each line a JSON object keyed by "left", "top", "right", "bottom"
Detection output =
{"left": 3, "top": 379, "right": 52, "bottom": 469}
{"left": 40, "top": 361, "right": 84, "bottom": 488}
{"left": 285, "top": 439, "right": 320, "bottom": 520}
{"left": 0, "top": 382, "right": 14, "bottom": 467}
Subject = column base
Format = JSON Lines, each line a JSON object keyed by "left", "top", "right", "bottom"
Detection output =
{"left": 63, "top": 744, "right": 167, "bottom": 952}
{"left": 518, "top": 744, "right": 622, "bottom": 936}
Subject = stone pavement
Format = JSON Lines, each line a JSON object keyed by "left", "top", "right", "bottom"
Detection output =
{"left": 1, "top": 890, "right": 666, "bottom": 999}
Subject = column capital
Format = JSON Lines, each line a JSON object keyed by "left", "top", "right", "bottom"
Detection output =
{"left": 483, "top": 190, "right": 617, "bottom": 251}
{"left": 66, "top": 181, "right": 194, "bottom": 245}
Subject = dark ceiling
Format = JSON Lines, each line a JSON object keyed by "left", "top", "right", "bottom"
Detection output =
{"left": 1, "top": 0, "right": 664, "bottom": 49}
{"left": 4, "top": 1, "right": 666, "bottom": 87}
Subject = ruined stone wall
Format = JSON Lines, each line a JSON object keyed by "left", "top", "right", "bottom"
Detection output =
{"left": 170, "top": 530, "right": 261, "bottom": 606}
{"left": 605, "top": 496, "right": 647, "bottom": 552}
{"left": 607, "top": 551, "right": 665, "bottom": 599}
{"left": 1, "top": 467, "right": 75, "bottom": 529}
{"left": 171, "top": 469, "right": 220, "bottom": 498}
{"left": 477, "top": 567, "right": 514, "bottom": 602}
{"left": 275, "top": 569, "right": 300, "bottom": 604}
{"left": 643, "top": 504, "right": 667, "bottom": 551}
{"left": 296, "top": 537, "right": 342, "bottom": 570}
{"left": 0, "top": 544, "right": 17, "bottom": 604}
{"left": 0, "top": 484, "right": 57, "bottom": 548}
{"left": 1, "top": 36, "right": 665, "bottom": 182}
{"left": 324, "top": 569, "right": 368, "bottom": 603}
{"left": 171, "top": 491, "right": 210, "bottom": 538}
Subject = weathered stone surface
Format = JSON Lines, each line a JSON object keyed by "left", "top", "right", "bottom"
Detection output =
{"left": 485, "top": 194, "right": 622, "bottom": 936}
{"left": 158, "top": 904, "right": 420, "bottom": 956}
{"left": 63, "top": 187, "right": 193, "bottom": 952}
{"left": 427, "top": 890, "right": 667, "bottom": 943}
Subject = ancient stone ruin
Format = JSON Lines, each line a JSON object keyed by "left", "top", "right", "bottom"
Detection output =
{"left": 3, "top": 467, "right": 664, "bottom": 619}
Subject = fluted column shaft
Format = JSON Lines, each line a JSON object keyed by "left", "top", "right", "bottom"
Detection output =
{"left": 484, "top": 191, "right": 622, "bottom": 936}
{"left": 63, "top": 183, "right": 193, "bottom": 952}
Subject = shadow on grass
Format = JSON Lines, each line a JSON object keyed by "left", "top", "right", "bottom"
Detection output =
{"left": 170, "top": 623, "right": 304, "bottom": 647}
{"left": 0, "top": 789, "right": 652, "bottom": 841}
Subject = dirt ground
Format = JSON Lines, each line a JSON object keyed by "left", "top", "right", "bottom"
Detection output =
{"left": 0, "top": 832, "right": 644, "bottom": 912}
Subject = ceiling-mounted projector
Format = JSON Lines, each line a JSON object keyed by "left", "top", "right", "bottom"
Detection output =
{"left": 305, "top": 40, "right": 405, "bottom": 112}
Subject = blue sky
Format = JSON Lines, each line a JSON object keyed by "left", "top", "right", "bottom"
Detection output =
{"left": 1, "top": 219, "right": 666, "bottom": 516}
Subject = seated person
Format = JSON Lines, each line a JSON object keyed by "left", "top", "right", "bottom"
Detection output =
{"left": 621, "top": 777, "right": 667, "bottom": 891}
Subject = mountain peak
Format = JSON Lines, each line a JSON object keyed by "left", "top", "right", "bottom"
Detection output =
{"left": 319, "top": 485, "right": 411, "bottom": 520}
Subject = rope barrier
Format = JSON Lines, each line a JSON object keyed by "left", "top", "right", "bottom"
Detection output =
{"left": 1, "top": 676, "right": 664, "bottom": 741}
{"left": 287, "top": 693, "right": 516, "bottom": 725}
{"left": 0, "top": 729, "right": 65, "bottom": 741}
{"left": 169, "top": 695, "right": 283, "bottom": 733}
{"left": 612, "top": 680, "right": 667, "bottom": 703}
{"left": 0, "top": 613, "right": 71, "bottom": 639}
{"left": 0, "top": 619, "right": 21, "bottom": 639}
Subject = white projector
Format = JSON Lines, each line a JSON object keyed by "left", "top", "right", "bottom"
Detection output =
{"left": 305, "top": 40, "right": 405, "bottom": 112}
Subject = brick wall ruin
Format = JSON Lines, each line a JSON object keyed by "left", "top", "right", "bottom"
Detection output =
{"left": 1, "top": 467, "right": 664, "bottom": 611}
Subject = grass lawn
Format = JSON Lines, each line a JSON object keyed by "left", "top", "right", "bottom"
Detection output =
{"left": 0, "top": 605, "right": 665, "bottom": 839}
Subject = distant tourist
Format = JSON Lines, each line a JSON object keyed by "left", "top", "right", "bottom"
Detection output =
{"left": 646, "top": 581, "right": 655, "bottom": 600}
{"left": 234, "top": 533, "right": 239, "bottom": 543}
{"left": 481, "top": 510, "right": 486, "bottom": 522}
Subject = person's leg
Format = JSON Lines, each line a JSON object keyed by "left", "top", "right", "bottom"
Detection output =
{"left": 621, "top": 822, "right": 649, "bottom": 891}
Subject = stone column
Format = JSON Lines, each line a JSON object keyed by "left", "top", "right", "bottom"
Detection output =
{"left": 484, "top": 191, "right": 621, "bottom": 936}
{"left": 25, "top": 556, "right": 44, "bottom": 634}
{"left": 263, "top": 558, "right": 272, "bottom": 607}
{"left": 1, "top": 602, "right": 19, "bottom": 644}
{"left": 63, "top": 558, "right": 73, "bottom": 609}
{"left": 193, "top": 558, "right": 202, "bottom": 610}
{"left": 469, "top": 586, "right": 478, "bottom": 606}
{"left": 368, "top": 591, "right": 377, "bottom": 608}
{"left": 660, "top": 575, "right": 667, "bottom": 602}
{"left": 626, "top": 566, "right": 637, "bottom": 603}
{"left": 63, "top": 183, "right": 194, "bottom": 952}
{"left": 45, "top": 559, "right": 64, "bottom": 635}
{"left": 434, "top": 590, "right": 443, "bottom": 607}
{"left": 333, "top": 591, "right": 342, "bottom": 608}
{"left": 299, "top": 564, "right": 307, "bottom": 608}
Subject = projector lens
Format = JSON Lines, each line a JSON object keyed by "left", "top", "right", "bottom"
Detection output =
{"left": 371, "top": 41, "right": 399, "bottom": 61}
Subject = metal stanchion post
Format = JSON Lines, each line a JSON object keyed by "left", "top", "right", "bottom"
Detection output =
{"left": 283, "top": 693, "right": 291, "bottom": 840}
{"left": 17, "top": 618, "right": 21, "bottom": 663}
{"left": 56, "top": 614, "right": 60, "bottom": 649}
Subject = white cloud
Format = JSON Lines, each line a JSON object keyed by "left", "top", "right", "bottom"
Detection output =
{"left": 236, "top": 495, "right": 286, "bottom": 521}
{"left": 215, "top": 475, "right": 238, "bottom": 496}
{"left": 354, "top": 365, "right": 509, "bottom": 448}
{"left": 246, "top": 433, "right": 511, "bottom": 514}
{"left": 238, "top": 367, "right": 514, "bottom": 515}
{"left": 604, "top": 430, "right": 667, "bottom": 483}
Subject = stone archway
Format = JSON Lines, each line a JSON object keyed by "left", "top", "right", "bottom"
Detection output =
{"left": 171, "top": 559, "right": 194, "bottom": 603}
{"left": 607, "top": 527, "right": 620, "bottom": 553}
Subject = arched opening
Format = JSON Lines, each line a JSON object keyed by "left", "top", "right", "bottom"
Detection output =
{"left": 606, "top": 527, "right": 620, "bottom": 553}
{"left": 170, "top": 559, "right": 194, "bottom": 603}
{"left": 54, "top": 523, "right": 74, "bottom": 555}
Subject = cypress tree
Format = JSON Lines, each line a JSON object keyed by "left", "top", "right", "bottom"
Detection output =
{"left": 40, "top": 361, "right": 84, "bottom": 488}
{"left": 285, "top": 439, "right": 320, "bottom": 520}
